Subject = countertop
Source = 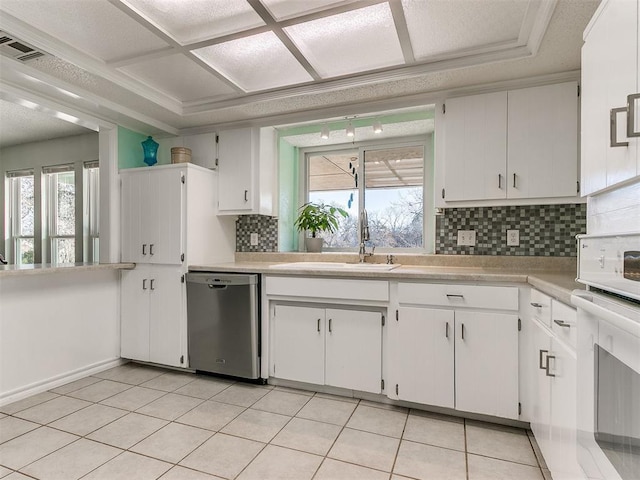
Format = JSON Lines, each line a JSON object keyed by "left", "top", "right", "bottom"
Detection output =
{"left": 0, "top": 262, "right": 136, "bottom": 278}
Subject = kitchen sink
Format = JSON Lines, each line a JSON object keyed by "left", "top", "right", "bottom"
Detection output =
{"left": 270, "top": 262, "right": 401, "bottom": 271}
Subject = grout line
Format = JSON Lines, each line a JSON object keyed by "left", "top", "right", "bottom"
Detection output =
{"left": 464, "top": 418, "right": 470, "bottom": 480}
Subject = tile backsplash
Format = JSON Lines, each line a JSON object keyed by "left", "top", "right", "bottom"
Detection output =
{"left": 236, "top": 214, "right": 278, "bottom": 252}
{"left": 435, "top": 204, "right": 586, "bottom": 256}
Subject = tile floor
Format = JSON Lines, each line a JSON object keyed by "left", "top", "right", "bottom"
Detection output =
{"left": 0, "top": 364, "right": 549, "bottom": 480}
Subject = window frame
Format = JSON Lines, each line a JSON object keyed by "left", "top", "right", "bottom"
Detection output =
{"left": 43, "top": 164, "right": 76, "bottom": 265}
{"left": 6, "top": 169, "right": 35, "bottom": 265}
{"left": 83, "top": 161, "right": 100, "bottom": 263}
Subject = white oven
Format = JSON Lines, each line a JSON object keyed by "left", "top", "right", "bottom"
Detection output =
{"left": 572, "top": 233, "right": 640, "bottom": 480}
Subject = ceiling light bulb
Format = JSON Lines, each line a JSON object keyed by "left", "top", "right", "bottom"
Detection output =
{"left": 346, "top": 121, "right": 355, "bottom": 137}
{"left": 373, "top": 120, "right": 383, "bottom": 134}
{"left": 320, "top": 125, "right": 330, "bottom": 140}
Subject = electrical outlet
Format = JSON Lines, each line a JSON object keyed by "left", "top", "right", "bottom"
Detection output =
{"left": 250, "top": 233, "right": 259, "bottom": 246}
{"left": 507, "top": 229, "right": 520, "bottom": 246}
{"left": 457, "top": 230, "right": 476, "bottom": 246}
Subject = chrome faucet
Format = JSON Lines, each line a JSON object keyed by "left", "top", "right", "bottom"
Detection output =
{"left": 359, "top": 209, "right": 374, "bottom": 262}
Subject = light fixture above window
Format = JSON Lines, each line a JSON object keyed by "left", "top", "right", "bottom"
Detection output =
{"left": 320, "top": 124, "right": 330, "bottom": 140}
{"left": 373, "top": 120, "right": 383, "bottom": 134}
{"left": 346, "top": 121, "right": 355, "bottom": 137}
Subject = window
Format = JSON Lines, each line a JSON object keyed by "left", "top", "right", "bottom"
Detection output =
{"left": 84, "top": 161, "right": 100, "bottom": 262}
{"left": 305, "top": 141, "right": 425, "bottom": 250}
{"left": 6, "top": 169, "right": 35, "bottom": 265}
{"left": 43, "top": 164, "right": 76, "bottom": 265}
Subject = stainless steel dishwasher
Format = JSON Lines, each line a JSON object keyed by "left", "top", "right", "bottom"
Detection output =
{"left": 186, "top": 273, "right": 260, "bottom": 380}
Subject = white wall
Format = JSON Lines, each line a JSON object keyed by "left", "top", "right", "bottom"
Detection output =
{"left": 0, "top": 269, "right": 121, "bottom": 404}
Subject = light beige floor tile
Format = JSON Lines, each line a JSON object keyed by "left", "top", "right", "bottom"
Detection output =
{"left": 87, "top": 412, "right": 167, "bottom": 449}
{"left": 212, "top": 384, "right": 270, "bottom": 407}
{"left": 313, "top": 392, "right": 359, "bottom": 404}
{"left": 221, "top": 408, "right": 290, "bottom": 443}
{"left": 0, "top": 426, "right": 77, "bottom": 470}
{"left": 403, "top": 413, "right": 465, "bottom": 451}
{"left": 174, "top": 377, "right": 233, "bottom": 400}
{"left": 14, "top": 396, "right": 91, "bottom": 424}
{"left": 67, "top": 380, "right": 132, "bottom": 403}
{"left": 0, "top": 392, "right": 59, "bottom": 415}
{"left": 176, "top": 400, "right": 244, "bottom": 431}
{"left": 94, "top": 365, "right": 164, "bottom": 385}
{"left": 237, "top": 444, "right": 322, "bottom": 480}
{"left": 0, "top": 466, "right": 12, "bottom": 478}
{"left": 100, "top": 386, "right": 166, "bottom": 411}
{"left": 271, "top": 417, "right": 341, "bottom": 456}
{"left": 0, "top": 414, "right": 4, "bottom": 420}
{"left": 131, "top": 422, "right": 213, "bottom": 464}
{"left": 179, "top": 433, "right": 264, "bottom": 479}
{"left": 136, "top": 393, "right": 203, "bottom": 421}
{"left": 83, "top": 451, "right": 172, "bottom": 480}
{"left": 0, "top": 417, "right": 39, "bottom": 444}
{"left": 467, "top": 454, "right": 544, "bottom": 480}
{"left": 140, "top": 372, "right": 196, "bottom": 392}
{"left": 50, "top": 376, "right": 102, "bottom": 395}
{"left": 393, "top": 440, "right": 467, "bottom": 480}
{"left": 328, "top": 428, "right": 399, "bottom": 472}
{"left": 49, "top": 404, "right": 127, "bottom": 436}
{"left": 315, "top": 458, "right": 390, "bottom": 480}
{"left": 296, "top": 397, "right": 357, "bottom": 426}
{"left": 251, "top": 390, "right": 311, "bottom": 416}
{"left": 22, "top": 438, "right": 121, "bottom": 480}
{"left": 466, "top": 423, "right": 538, "bottom": 466}
{"left": 160, "top": 465, "right": 225, "bottom": 479}
{"left": 359, "top": 399, "right": 409, "bottom": 413}
{"left": 347, "top": 404, "right": 407, "bottom": 438}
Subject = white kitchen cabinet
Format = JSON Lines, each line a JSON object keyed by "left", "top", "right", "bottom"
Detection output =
{"left": 581, "top": 0, "right": 640, "bottom": 196}
{"left": 121, "top": 265, "right": 184, "bottom": 367}
{"left": 271, "top": 304, "right": 382, "bottom": 394}
{"left": 217, "top": 127, "right": 276, "bottom": 215}
{"left": 530, "top": 317, "right": 553, "bottom": 458}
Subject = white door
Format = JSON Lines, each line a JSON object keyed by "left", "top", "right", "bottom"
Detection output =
{"left": 444, "top": 92, "right": 508, "bottom": 201}
{"left": 218, "top": 128, "right": 254, "bottom": 212}
{"left": 395, "top": 307, "right": 454, "bottom": 407}
{"left": 149, "top": 167, "right": 184, "bottom": 265}
{"left": 530, "top": 320, "right": 552, "bottom": 456}
{"left": 121, "top": 172, "right": 148, "bottom": 263}
{"left": 507, "top": 82, "right": 578, "bottom": 199}
{"left": 455, "top": 310, "right": 519, "bottom": 419}
{"left": 272, "top": 305, "right": 325, "bottom": 385}
{"left": 120, "top": 267, "right": 150, "bottom": 362}
{"left": 148, "top": 266, "right": 183, "bottom": 367}
{"left": 325, "top": 309, "right": 382, "bottom": 394}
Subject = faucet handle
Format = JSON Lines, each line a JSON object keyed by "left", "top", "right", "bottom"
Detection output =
{"left": 386, "top": 254, "right": 394, "bottom": 264}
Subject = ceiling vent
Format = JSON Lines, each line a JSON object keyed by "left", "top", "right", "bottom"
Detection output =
{"left": 0, "top": 31, "right": 47, "bottom": 63}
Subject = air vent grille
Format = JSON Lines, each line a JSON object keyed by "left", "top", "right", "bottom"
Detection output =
{"left": 8, "top": 41, "right": 33, "bottom": 54}
{"left": 18, "top": 52, "right": 44, "bottom": 62}
{"left": 0, "top": 36, "right": 12, "bottom": 45}
{"left": 0, "top": 31, "right": 46, "bottom": 63}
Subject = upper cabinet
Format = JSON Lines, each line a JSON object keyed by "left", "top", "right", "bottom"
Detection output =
{"left": 217, "top": 127, "right": 277, "bottom": 216}
{"left": 581, "top": 0, "right": 640, "bottom": 196}
{"left": 439, "top": 81, "right": 579, "bottom": 205}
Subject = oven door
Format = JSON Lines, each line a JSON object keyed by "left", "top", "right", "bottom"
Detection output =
{"left": 573, "top": 292, "right": 640, "bottom": 480}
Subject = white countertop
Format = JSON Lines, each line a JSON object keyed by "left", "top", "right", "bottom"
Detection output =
{"left": 0, "top": 262, "right": 136, "bottom": 278}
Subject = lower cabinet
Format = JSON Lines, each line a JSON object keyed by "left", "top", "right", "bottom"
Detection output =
{"left": 396, "top": 306, "right": 519, "bottom": 419}
{"left": 272, "top": 304, "right": 382, "bottom": 394}
{"left": 121, "top": 265, "right": 184, "bottom": 368}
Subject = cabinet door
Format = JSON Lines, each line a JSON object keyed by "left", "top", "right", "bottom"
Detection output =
{"left": 395, "top": 307, "right": 454, "bottom": 408}
{"left": 444, "top": 92, "right": 507, "bottom": 201}
{"left": 121, "top": 267, "right": 150, "bottom": 362}
{"left": 530, "top": 319, "right": 552, "bottom": 458}
{"left": 272, "top": 305, "right": 325, "bottom": 385}
{"left": 581, "top": 0, "right": 639, "bottom": 195}
{"left": 121, "top": 172, "right": 149, "bottom": 263}
{"left": 325, "top": 309, "right": 382, "bottom": 394}
{"left": 218, "top": 128, "right": 253, "bottom": 212}
{"left": 455, "top": 311, "right": 519, "bottom": 419}
{"left": 148, "top": 266, "right": 184, "bottom": 367}
{"left": 507, "top": 82, "right": 578, "bottom": 199}
{"left": 149, "top": 167, "right": 184, "bottom": 265}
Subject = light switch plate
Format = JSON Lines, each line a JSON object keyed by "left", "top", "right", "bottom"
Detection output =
{"left": 250, "top": 233, "right": 259, "bottom": 246}
{"left": 507, "top": 229, "right": 520, "bottom": 246}
{"left": 457, "top": 230, "right": 476, "bottom": 246}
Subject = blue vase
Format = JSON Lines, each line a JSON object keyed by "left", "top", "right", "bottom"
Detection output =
{"left": 141, "top": 136, "right": 159, "bottom": 166}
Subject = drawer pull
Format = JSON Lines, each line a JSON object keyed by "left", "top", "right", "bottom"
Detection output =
{"left": 539, "top": 349, "right": 548, "bottom": 370}
{"left": 553, "top": 319, "right": 571, "bottom": 328}
{"left": 545, "top": 355, "right": 556, "bottom": 377}
{"left": 530, "top": 302, "right": 543, "bottom": 308}
{"left": 446, "top": 294, "right": 464, "bottom": 299}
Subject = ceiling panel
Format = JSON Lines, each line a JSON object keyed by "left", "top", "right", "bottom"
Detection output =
{"left": 192, "top": 31, "right": 314, "bottom": 92}
{"left": 119, "top": 54, "right": 236, "bottom": 102}
{"left": 284, "top": 3, "right": 404, "bottom": 78}
{"left": 261, "top": 0, "right": 358, "bottom": 21}
{"left": 0, "top": 0, "right": 168, "bottom": 61}
{"left": 122, "top": 0, "right": 265, "bottom": 45}
{"left": 402, "top": 0, "right": 530, "bottom": 60}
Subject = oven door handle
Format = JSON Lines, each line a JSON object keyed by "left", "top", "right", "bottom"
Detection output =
{"left": 571, "top": 291, "right": 640, "bottom": 338}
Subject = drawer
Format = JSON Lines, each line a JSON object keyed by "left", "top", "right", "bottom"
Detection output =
{"left": 530, "top": 289, "right": 552, "bottom": 327}
{"left": 398, "top": 283, "right": 518, "bottom": 311}
{"left": 265, "top": 276, "right": 389, "bottom": 302}
{"left": 551, "top": 299, "right": 577, "bottom": 349}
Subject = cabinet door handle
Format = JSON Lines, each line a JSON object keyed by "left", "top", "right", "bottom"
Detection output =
{"left": 150, "top": 279, "right": 155, "bottom": 291}
{"left": 461, "top": 323, "right": 465, "bottom": 340}
{"left": 530, "top": 302, "right": 543, "bottom": 308}
{"left": 142, "top": 279, "right": 147, "bottom": 290}
{"left": 244, "top": 190, "right": 248, "bottom": 202}
{"left": 545, "top": 355, "right": 556, "bottom": 377}
{"left": 627, "top": 93, "right": 640, "bottom": 138}
{"left": 553, "top": 319, "right": 571, "bottom": 328}
{"left": 498, "top": 174, "right": 502, "bottom": 189}
{"left": 539, "top": 349, "right": 548, "bottom": 370}
{"left": 446, "top": 294, "right": 464, "bottom": 299}
{"left": 317, "top": 318, "right": 321, "bottom": 332}
{"left": 328, "top": 318, "right": 332, "bottom": 333}
{"left": 513, "top": 173, "right": 517, "bottom": 188}
{"left": 445, "top": 322, "right": 449, "bottom": 338}
{"left": 142, "top": 244, "right": 147, "bottom": 256}
{"left": 611, "top": 107, "right": 630, "bottom": 147}
{"left": 149, "top": 244, "right": 154, "bottom": 256}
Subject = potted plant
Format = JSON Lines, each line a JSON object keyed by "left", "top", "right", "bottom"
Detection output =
{"left": 294, "top": 202, "right": 348, "bottom": 252}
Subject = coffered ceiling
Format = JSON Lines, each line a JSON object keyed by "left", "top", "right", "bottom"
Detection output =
{"left": 0, "top": 0, "right": 599, "bottom": 135}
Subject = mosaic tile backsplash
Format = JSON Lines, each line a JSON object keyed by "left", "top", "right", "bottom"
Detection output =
{"left": 435, "top": 204, "right": 586, "bottom": 256}
{"left": 236, "top": 214, "right": 279, "bottom": 252}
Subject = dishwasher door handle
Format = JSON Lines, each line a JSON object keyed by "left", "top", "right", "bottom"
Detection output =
{"left": 207, "top": 284, "right": 228, "bottom": 289}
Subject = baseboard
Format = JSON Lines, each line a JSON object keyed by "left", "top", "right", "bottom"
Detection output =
{"left": 0, "top": 357, "right": 127, "bottom": 407}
